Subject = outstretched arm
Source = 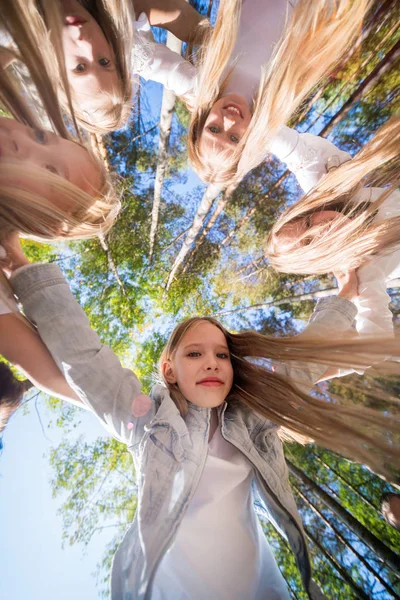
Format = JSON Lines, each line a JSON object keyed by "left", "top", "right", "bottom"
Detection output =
{"left": 0, "top": 313, "right": 83, "bottom": 407}
{"left": 2, "top": 236, "right": 154, "bottom": 446}
{"left": 132, "top": 0, "right": 207, "bottom": 43}
{"left": 268, "top": 126, "right": 351, "bottom": 193}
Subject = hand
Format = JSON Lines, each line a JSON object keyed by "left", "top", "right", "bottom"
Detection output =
{"left": 335, "top": 269, "right": 359, "bottom": 302}
{"left": 0, "top": 233, "right": 30, "bottom": 276}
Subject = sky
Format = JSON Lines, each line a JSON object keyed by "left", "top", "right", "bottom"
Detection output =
{"left": 0, "top": 394, "right": 115, "bottom": 600}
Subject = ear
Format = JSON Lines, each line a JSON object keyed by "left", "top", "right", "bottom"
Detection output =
{"left": 162, "top": 360, "right": 177, "bottom": 384}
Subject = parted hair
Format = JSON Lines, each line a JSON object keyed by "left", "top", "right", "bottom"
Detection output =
{"left": 160, "top": 317, "right": 400, "bottom": 481}
{"left": 188, "top": 0, "right": 372, "bottom": 187}
{"left": 266, "top": 116, "right": 400, "bottom": 275}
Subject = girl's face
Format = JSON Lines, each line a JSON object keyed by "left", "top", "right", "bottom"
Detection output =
{"left": 199, "top": 93, "right": 251, "bottom": 158}
{"left": 60, "top": 0, "right": 119, "bottom": 109}
{"left": 276, "top": 210, "right": 347, "bottom": 249}
{"left": 0, "top": 117, "right": 100, "bottom": 209}
{"left": 163, "top": 321, "right": 234, "bottom": 409}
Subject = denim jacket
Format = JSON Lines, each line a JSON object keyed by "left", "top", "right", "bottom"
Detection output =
{"left": 11, "top": 264, "right": 357, "bottom": 600}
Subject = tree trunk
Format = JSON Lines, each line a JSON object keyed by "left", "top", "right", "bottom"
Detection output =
{"left": 181, "top": 190, "right": 230, "bottom": 276}
{"left": 166, "top": 183, "right": 222, "bottom": 288}
{"left": 305, "top": 527, "right": 371, "bottom": 600}
{"left": 297, "top": 0, "right": 397, "bottom": 125}
{"left": 149, "top": 33, "right": 182, "bottom": 261}
{"left": 312, "top": 454, "right": 379, "bottom": 511}
{"left": 214, "top": 287, "right": 337, "bottom": 318}
{"left": 319, "top": 40, "right": 400, "bottom": 137}
{"left": 98, "top": 234, "right": 126, "bottom": 294}
{"left": 287, "top": 460, "right": 400, "bottom": 573}
{"left": 291, "top": 481, "right": 399, "bottom": 599}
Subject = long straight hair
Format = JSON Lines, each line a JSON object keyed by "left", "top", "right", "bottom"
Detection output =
{"left": 266, "top": 116, "right": 400, "bottom": 275}
{"left": 188, "top": 0, "right": 372, "bottom": 186}
{"left": 0, "top": 1, "right": 121, "bottom": 241}
{"left": 33, "top": 0, "right": 135, "bottom": 134}
{"left": 160, "top": 317, "right": 400, "bottom": 480}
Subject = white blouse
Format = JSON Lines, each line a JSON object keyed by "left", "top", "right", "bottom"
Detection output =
{"left": 132, "top": 0, "right": 291, "bottom": 102}
{"left": 151, "top": 410, "right": 290, "bottom": 600}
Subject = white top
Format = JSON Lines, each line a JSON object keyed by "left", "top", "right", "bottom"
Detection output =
{"left": 132, "top": 2, "right": 350, "bottom": 180}
{"left": 277, "top": 142, "right": 400, "bottom": 337}
{"left": 223, "top": 0, "right": 290, "bottom": 104}
{"left": 354, "top": 188, "right": 400, "bottom": 336}
{"left": 132, "top": 0, "right": 291, "bottom": 102}
{"left": 151, "top": 410, "right": 290, "bottom": 600}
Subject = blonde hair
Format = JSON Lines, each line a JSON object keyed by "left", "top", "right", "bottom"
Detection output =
{"left": 160, "top": 316, "right": 400, "bottom": 480}
{"left": 188, "top": 0, "right": 372, "bottom": 186}
{"left": 0, "top": 1, "right": 121, "bottom": 241}
{"left": 266, "top": 116, "right": 400, "bottom": 275}
{"left": 4, "top": 0, "right": 135, "bottom": 135}
{"left": 55, "top": 0, "right": 136, "bottom": 134}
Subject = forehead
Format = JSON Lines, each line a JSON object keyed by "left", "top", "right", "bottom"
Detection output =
{"left": 180, "top": 321, "right": 228, "bottom": 346}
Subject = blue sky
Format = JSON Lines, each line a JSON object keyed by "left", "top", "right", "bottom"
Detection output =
{"left": 0, "top": 397, "right": 115, "bottom": 600}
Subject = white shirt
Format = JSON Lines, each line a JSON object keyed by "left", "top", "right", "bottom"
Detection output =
{"left": 151, "top": 410, "right": 290, "bottom": 600}
{"left": 354, "top": 188, "right": 400, "bottom": 336}
{"left": 133, "top": 0, "right": 291, "bottom": 102}
{"left": 223, "top": 0, "right": 290, "bottom": 104}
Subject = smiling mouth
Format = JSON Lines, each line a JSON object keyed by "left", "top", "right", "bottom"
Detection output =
{"left": 223, "top": 104, "right": 243, "bottom": 118}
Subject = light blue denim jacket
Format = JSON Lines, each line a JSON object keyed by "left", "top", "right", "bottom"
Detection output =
{"left": 11, "top": 264, "right": 357, "bottom": 600}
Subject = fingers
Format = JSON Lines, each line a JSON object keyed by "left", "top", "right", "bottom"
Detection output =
{"left": 0, "top": 233, "right": 30, "bottom": 274}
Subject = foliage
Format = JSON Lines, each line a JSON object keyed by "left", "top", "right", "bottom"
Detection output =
{"left": 5, "top": 2, "right": 400, "bottom": 597}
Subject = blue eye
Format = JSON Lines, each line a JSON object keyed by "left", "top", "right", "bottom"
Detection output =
{"left": 209, "top": 126, "right": 220, "bottom": 134}
{"left": 34, "top": 129, "right": 46, "bottom": 144}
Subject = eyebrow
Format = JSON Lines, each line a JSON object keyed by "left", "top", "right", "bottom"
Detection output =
{"left": 183, "top": 343, "right": 230, "bottom": 351}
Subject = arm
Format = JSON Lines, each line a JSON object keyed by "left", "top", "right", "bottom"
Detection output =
{"left": 1, "top": 235, "right": 155, "bottom": 445}
{"left": 268, "top": 126, "right": 351, "bottom": 193}
{"left": 276, "top": 295, "right": 357, "bottom": 393}
{"left": 353, "top": 188, "right": 400, "bottom": 336}
{"left": 0, "top": 313, "right": 84, "bottom": 407}
{"left": 354, "top": 249, "right": 400, "bottom": 336}
{"left": 132, "top": 0, "right": 207, "bottom": 43}
{"left": 132, "top": 13, "right": 197, "bottom": 98}
{"left": 9, "top": 264, "right": 155, "bottom": 446}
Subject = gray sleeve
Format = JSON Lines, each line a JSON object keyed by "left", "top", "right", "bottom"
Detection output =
{"left": 276, "top": 296, "right": 357, "bottom": 393}
{"left": 10, "top": 264, "right": 156, "bottom": 446}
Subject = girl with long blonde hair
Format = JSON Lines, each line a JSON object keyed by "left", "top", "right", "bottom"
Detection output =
{"left": 0, "top": 0, "right": 120, "bottom": 242}
{"left": 1, "top": 232, "right": 399, "bottom": 599}
{"left": 185, "top": 0, "right": 373, "bottom": 187}
{"left": 266, "top": 116, "right": 400, "bottom": 339}
{"left": 1, "top": 0, "right": 210, "bottom": 134}
{"left": 0, "top": 2, "right": 121, "bottom": 426}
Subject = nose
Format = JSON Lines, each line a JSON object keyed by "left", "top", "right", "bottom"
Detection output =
{"left": 222, "top": 115, "right": 236, "bottom": 130}
{"left": 206, "top": 357, "right": 219, "bottom": 371}
{"left": 69, "top": 25, "right": 84, "bottom": 42}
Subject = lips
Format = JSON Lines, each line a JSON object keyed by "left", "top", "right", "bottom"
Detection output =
{"left": 197, "top": 377, "right": 224, "bottom": 387}
{"left": 65, "top": 15, "right": 87, "bottom": 26}
{"left": 223, "top": 103, "right": 243, "bottom": 119}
